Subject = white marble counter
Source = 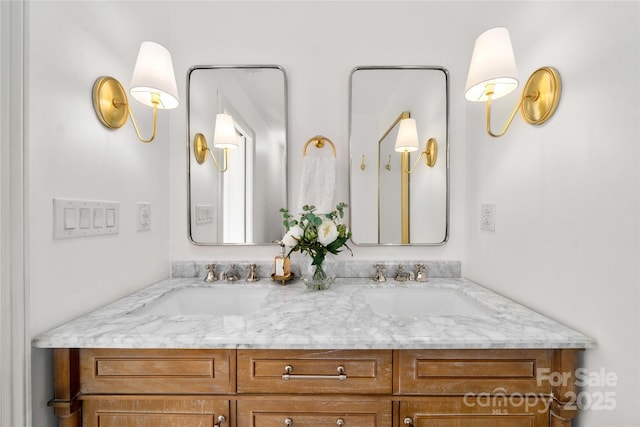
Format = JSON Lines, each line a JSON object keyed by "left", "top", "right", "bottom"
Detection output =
{"left": 32, "top": 277, "right": 594, "bottom": 350}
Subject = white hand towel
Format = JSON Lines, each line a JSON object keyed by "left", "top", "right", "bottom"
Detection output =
{"left": 298, "top": 156, "right": 336, "bottom": 213}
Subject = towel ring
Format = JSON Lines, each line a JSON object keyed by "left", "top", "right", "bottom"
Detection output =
{"left": 303, "top": 135, "right": 336, "bottom": 157}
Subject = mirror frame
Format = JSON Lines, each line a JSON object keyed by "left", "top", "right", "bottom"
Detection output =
{"left": 186, "top": 64, "right": 288, "bottom": 246}
{"left": 348, "top": 65, "right": 450, "bottom": 246}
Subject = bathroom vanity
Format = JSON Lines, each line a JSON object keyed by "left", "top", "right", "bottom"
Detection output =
{"left": 35, "top": 277, "right": 593, "bottom": 427}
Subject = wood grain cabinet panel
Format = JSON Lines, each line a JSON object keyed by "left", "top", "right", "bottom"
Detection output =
{"left": 237, "top": 398, "right": 392, "bottom": 427}
{"left": 400, "top": 398, "right": 549, "bottom": 427}
{"left": 237, "top": 349, "right": 393, "bottom": 394}
{"left": 396, "top": 349, "right": 553, "bottom": 395}
{"left": 80, "top": 349, "right": 233, "bottom": 394}
{"left": 82, "top": 398, "right": 229, "bottom": 427}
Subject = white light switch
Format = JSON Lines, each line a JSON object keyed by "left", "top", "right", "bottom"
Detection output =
{"left": 63, "top": 208, "right": 76, "bottom": 230}
{"left": 79, "top": 208, "right": 91, "bottom": 229}
{"left": 53, "top": 199, "right": 119, "bottom": 239}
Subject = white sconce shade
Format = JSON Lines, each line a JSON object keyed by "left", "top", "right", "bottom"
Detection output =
{"left": 213, "top": 113, "right": 239, "bottom": 149}
{"left": 465, "top": 27, "right": 519, "bottom": 102}
{"left": 129, "top": 41, "right": 179, "bottom": 109}
{"left": 394, "top": 118, "right": 419, "bottom": 152}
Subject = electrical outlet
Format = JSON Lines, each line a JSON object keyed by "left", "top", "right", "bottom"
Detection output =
{"left": 481, "top": 203, "right": 495, "bottom": 232}
{"left": 137, "top": 202, "right": 151, "bottom": 231}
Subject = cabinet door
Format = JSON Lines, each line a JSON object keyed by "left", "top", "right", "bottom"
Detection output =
{"left": 237, "top": 398, "right": 392, "bottom": 427}
{"left": 400, "top": 398, "right": 549, "bottom": 427}
{"left": 82, "top": 398, "right": 229, "bottom": 427}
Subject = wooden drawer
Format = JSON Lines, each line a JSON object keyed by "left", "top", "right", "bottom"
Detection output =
{"left": 237, "top": 398, "right": 392, "bottom": 427}
{"left": 400, "top": 398, "right": 550, "bottom": 427}
{"left": 237, "top": 350, "right": 392, "bottom": 394}
{"left": 396, "top": 349, "right": 552, "bottom": 395}
{"left": 80, "top": 349, "right": 233, "bottom": 394}
{"left": 82, "top": 397, "right": 229, "bottom": 427}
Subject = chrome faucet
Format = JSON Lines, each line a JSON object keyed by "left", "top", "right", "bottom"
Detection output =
{"left": 245, "top": 263, "right": 260, "bottom": 282}
{"left": 373, "top": 264, "right": 386, "bottom": 282}
{"left": 224, "top": 264, "right": 240, "bottom": 282}
{"left": 415, "top": 264, "right": 428, "bottom": 282}
{"left": 204, "top": 264, "right": 218, "bottom": 282}
{"left": 394, "top": 265, "right": 412, "bottom": 282}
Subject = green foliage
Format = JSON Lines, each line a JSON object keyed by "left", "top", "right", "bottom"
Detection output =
{"left": 279, "top": 203, "right": 352, "bottom": 266}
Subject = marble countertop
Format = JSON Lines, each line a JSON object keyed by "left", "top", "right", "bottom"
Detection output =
{"left": 32, "top": 277, "right": 594, "bottom": 350}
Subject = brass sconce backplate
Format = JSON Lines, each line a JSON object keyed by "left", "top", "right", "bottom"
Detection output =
{"left": 521, "top": 67, "right": 561, "bottom": 125}
{"left": 193, "top": 133, "right": 209, "bottom": 164}
{"left": 425, "top": 138, "right": 437, "bottom": 167}
{"left": 92, "top": 76, "right": 129, "bottom": 129}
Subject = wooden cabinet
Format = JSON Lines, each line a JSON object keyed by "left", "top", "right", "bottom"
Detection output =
{"left": 50, "top": 348, "right": 580, "bottom": 427}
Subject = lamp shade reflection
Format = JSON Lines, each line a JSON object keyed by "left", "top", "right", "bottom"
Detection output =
{"left": 394, "top": 118, "right": 419, "bottom": 152}
{"left": 213, "top": 113, "right": 239, "bottom": 149}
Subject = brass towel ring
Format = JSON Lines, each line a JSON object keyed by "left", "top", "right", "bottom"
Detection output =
{"left": 302, "top": 135, "right": 336, "bottom": 157}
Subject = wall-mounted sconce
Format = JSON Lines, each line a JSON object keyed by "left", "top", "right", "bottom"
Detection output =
{"left": 393, "top": 117, "right": 437, "bottom": 173}
{"left": 380, "top": 111, "right": 437, "bottom": 173}
{"left": 193, "top": 113, "right": 239, "bottom": 173}
{"left": 92, "top": 41, "right": 179, "bottom": 143}
{"left": 464, "top": 27, "right": 561, "bottom": 137}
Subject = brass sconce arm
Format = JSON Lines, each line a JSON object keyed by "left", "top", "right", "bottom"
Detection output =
{"left": 93, "top": 76, "right": 162, "bottom": 143}
{"left": 478, "top": 67, "right": 562, "bottom": 138}
{"left": 193, "top": 133, "right": 230, "bottom": 173}
{"left": 127, "top": 93, "right": 159, "bottom": 143}
{"left": 484, "top": 83, "right": 525, "bottom": 138}
{"left": 405, "top": 138, "right": 438, "bottom": 173}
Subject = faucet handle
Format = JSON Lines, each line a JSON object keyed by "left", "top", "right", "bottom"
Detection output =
{"left": 204, "top": 264, "right": 218, "bottom": 282}
{"left": 415, "top": 263, "right": 428, "bottom": 282}
{"left": 373, "top": 264, "right": 386, "bottom": 282}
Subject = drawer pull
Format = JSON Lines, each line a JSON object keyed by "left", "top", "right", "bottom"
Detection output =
{"left": 284, "top": 418, "right": 293, "bottom": 426}
{"left": 282, "top": 365, "right": 347, "bottom": 381}
{"left": 403, "top": 417, "right": 414, "bottom": 427}
{"left": 336, "top": 418, "right": 345, "bottom": 426}
{"left": 214, "top": 415, "right": 226, "bottom": 427}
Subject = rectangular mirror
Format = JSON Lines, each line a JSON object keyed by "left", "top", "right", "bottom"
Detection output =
{"left": 349, "top": 66, "right": 449, "bottom": 245}
{"left": 187, "top": 65, "right": 287, "bottom": 245}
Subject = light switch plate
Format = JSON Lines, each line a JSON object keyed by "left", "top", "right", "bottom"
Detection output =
{"left": 53, "top": 199, "right": 119, "bottom": 239}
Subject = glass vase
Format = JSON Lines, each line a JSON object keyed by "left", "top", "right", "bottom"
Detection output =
{"left": 299, "top": 252, "right": 336, "bottom": 291}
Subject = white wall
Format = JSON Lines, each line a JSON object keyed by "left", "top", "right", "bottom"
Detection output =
{"left": 27, "top": 2, "right": 174, "bottom": 426}
{"left": 23, "top": 1, "right": 639, "bottom": 427}
{"left": 168, "top": 1, "right": 468, "bottom": 264}
{"left": 463, "top": 2, "right": 639, "bottom": 427}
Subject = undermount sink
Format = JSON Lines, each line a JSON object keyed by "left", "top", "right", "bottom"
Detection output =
{"left": 131, "top": 287, "right": 269, "bottom": 316}
{"left": 364, "top": 287, "right": 494, "bottom": 316}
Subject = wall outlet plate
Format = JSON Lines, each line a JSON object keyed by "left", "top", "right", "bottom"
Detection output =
{"left": 137, "top": 202, "right": 151, "bottom": 231}
{"left": 481, "top": 202, "right": 495, "bottom": 232}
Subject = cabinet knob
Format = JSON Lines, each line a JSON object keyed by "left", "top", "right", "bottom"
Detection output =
{"left": 404, "top": 417, "right": 415, "bottom": 427}
{"left": 284, "top": 418, "right": 293, "bottom": 426}
{"left": 214, "top": 415, "right": 226, "bottom": 427}
{"left": 336, "top": 418, "right": 345, "bottom": 426}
